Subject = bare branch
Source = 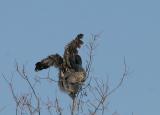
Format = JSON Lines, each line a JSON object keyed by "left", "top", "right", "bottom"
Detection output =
{"left": 107, "top": 57, "right": 128, "bottom": 96}
{"left": 85, "top": 34, "right": 99, "bottom": 79}
{"left": 90, "top": 57, "right": 128, "bottom": 115}
{"left": 15, "top": 62, "right": 41, "bottom": 115}
{"left": 54, "top": 98, "right": 62, "bottom": 115}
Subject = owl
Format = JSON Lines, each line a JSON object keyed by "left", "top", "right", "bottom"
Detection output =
{"left": 35, "top": 34, "right": 86, "bottom": 98}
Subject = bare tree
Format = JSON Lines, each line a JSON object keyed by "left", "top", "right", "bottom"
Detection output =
{"left": 2, "top": 34, "right": 128, "bottom": 115}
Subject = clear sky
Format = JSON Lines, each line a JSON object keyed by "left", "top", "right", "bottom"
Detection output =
{"left": 0, "top": 0, "right": 160, "bottom": 115}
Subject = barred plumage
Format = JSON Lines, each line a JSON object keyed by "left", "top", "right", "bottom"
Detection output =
{"left": 35, "top": 34, "right": 86, "bottom": 98}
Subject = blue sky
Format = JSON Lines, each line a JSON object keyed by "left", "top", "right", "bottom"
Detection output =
{"left": 0, "top": 0, "right": 160, "bottom": 115}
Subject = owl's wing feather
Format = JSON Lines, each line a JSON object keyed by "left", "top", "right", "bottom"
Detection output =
{"left": 35, "top": 54, "right": 63, "bottom": 71}
{"left": 64, "top": 34, "right": 84, "bottom": 68}
{"left": 64, "top": 34, "right": 84, "bottom": 55}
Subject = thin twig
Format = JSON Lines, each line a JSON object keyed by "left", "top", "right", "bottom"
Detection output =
{"left": 16, "top": 63, "right": 41, "bottom": 115}
{"left": 107, "top": 57, "right": 128, "bottom": 96}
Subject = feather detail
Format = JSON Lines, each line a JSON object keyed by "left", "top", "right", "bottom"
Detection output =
{"left": 35, "top": 54, "right": 63, "bottom": 71}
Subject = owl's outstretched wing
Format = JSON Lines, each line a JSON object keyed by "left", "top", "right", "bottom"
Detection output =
{"left": 35, "top": 54, "right": 63, "bottom": 71}
{"left": 63, "top": 34, "right": 84, "bottom": 68}
{"left": 64, "top": 33, "right": 84, "bottom": 55}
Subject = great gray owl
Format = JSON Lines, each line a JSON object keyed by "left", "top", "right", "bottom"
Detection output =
{"left": 35, "top": 34, "right": 86, "bottom": 98}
